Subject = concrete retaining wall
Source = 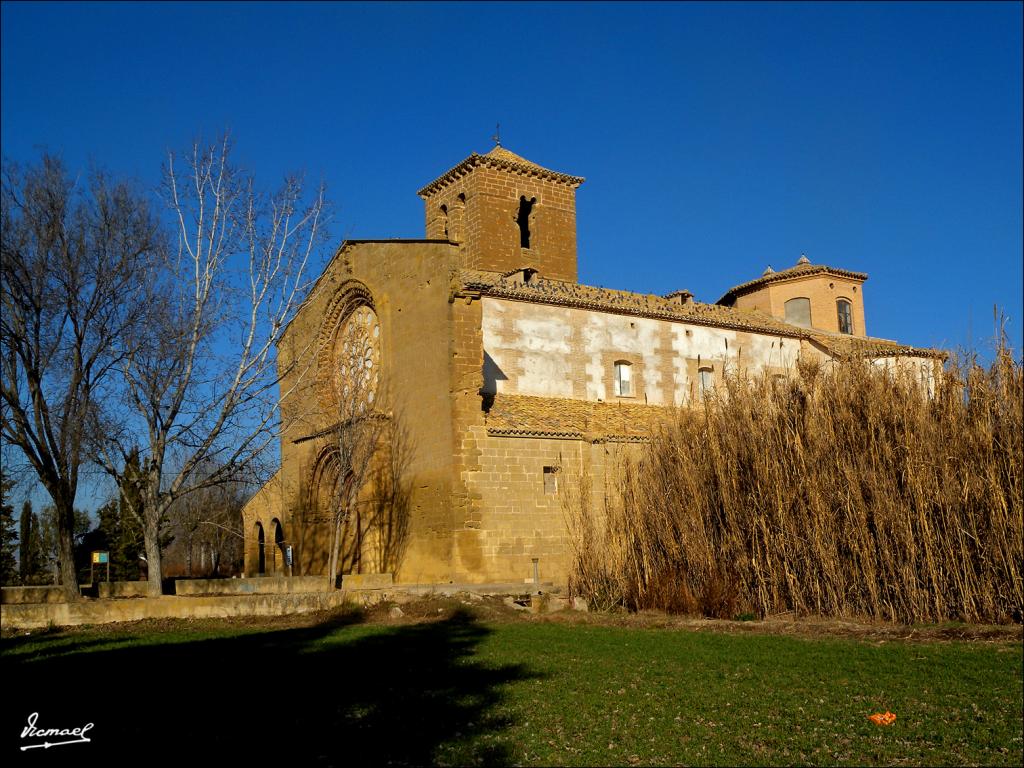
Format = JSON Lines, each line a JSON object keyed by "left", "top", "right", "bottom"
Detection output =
{"left": 1, "top": 586, "right": 69, "bottom": 604}
{"left": 173, "top": 574, "right": 393, "bottom": 595}
{"left": 97, "top": 581, "right": 150, "bottom": 599}
{"left": 174, "top": 576, "right": 332, "bottom": 596}
{"left": 1, "top": 592, "right": 353, "bottom": 629}
{"left": 341, "top": 573, "right": 394, "bottom": 590}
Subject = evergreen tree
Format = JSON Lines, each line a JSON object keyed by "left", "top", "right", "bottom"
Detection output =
{"left": 117, "top": 450, "right": 147, "bottom": 580}
{"left": 0, "top": 474, "right": 18, "bottom": 585}
{"left": 19, "top": 500, "right": 32, "bottom": 583}
{"left": 35, "top": 505, "right": 92, "bottom": 584}
{"left": 18, "top": 499, "right": 51, "bottom": 584}
{"left": 93, "top": 450, "right": 150, "bottom": 582}
{"left": 16, "top": 499, "right": 48, "bottom": 584}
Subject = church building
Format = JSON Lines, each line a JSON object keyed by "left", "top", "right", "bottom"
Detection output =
{"left": 242, "top": 146, "right": 941, "bottom": 586}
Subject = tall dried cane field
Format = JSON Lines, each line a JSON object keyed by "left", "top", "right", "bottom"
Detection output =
{"left": 566, "top": 340, "right": 1023, "bottom": 624}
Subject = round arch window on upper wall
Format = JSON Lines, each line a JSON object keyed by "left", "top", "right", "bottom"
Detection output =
{"left": 784, "top": 297, "right": 812, "bottom": 328}
{"left": 836, "top": 298, "right": 854, "bottom": 335}
{"left": 315, "top": 284, "right": 381, "bottom": 412}
{"left": 334, "top": 305, "right": 381, "bottom": 412}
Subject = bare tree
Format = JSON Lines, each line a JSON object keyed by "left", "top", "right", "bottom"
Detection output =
{"left": 323, "top": 305, "right": 389, "bottom": 587}
{"left": 93, "top": 135, "right": 328, "bottom": 596}
{"left": 165, "top": 464, "right": 245, "bottom": 577}
{"left": 1, "top": 156, "right": 161, "bottom": 599}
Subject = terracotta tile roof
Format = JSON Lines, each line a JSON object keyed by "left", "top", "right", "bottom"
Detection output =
{"left": 484, "top": 146, "right": 544, "bottom": 169}
{"left": 809, "top": 333, "right": 946, "bottom": 360}
{"left": 457, "top": 268, "right": 945, "bottom": 361}
{"left": 417, "top": 146, "right": 585, "bottom": 197}
{"left": 457, "top": 269, "right": 809, "bottom": 338}
{"left": 718, "top": 257, "right": 868, "bottom": 304}
{"left": 485, "top": 394, "right": 670, "bottom": 442}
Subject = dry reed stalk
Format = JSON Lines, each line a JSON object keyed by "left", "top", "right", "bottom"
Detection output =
{"left": 566, "top": 334, "right": 1023, "bottom": 625}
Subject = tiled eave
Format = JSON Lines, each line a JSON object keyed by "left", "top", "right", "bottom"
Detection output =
{"left": 486, "top": 427, "right": 650, "bottom": 443}
{"left": 456, "top": 272, "right": 809, "bottom": 339}
{"left": 718, "top": 265, "right": 869, "bottom": 305}
{"left": 417, "top": 153, "right": 585, "bottom": 197}
{"left": 458, "top": 271, "right": 944, "bottom": 361}
{"left": 809, "top": 335, "right": 947, "bottom": 361}
{"left": 484, "top": 394, "right": 671, "bottom": 443}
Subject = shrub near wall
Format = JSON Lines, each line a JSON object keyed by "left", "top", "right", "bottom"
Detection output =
{"left": 567, "top": 345, "right": 1023, "bottom": 624}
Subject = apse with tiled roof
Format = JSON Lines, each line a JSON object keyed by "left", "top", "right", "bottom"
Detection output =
{"left": 716, "top": 254, "right": 868, "bottom": 337}
{"left": 417, "top": 145, "right": 585, "bottom": 283}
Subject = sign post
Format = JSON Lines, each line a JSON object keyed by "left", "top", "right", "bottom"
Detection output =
{"left": 91, "top": 551, "right": 110, "bottom": 584}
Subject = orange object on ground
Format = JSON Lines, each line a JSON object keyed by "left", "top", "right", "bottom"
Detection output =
{"left": 868, "top": 711, "right": 897, "bottom": 726}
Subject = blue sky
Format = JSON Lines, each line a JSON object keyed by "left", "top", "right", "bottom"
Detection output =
{"left": 2, "top": 1, "right": 1021, "bottom": 352}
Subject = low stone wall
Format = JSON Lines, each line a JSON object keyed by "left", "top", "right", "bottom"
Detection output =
{"left": 97, "top": 581, "right": 150, "bottom": 599}
{"left": 1, "top": 592, "right": 353, "bottom": 629}
{"left": 341, "top": 573, "right": 394, "bottom": 590}
{"left": 1, "top": 586, "right": 69, "bottom": 605}
{"left": 174, "top": 576, "right": 333, "bottom": 596}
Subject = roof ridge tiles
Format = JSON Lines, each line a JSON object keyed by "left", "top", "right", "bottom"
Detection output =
{"left": 718, "top": 263, "right": 868, "bottom": 304}
{"left": 456, "top": 269, "right": 809, "bottom": 338}
{"left": 417, "top": 148, "right": 584, "bottom": 197}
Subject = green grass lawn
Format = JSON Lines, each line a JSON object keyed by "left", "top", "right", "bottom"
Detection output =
{"left": 3, "top": 604, "right": 1020, "bottom": 766}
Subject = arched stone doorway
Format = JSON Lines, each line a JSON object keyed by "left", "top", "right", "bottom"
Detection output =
{"left": 254, "top": 522, "right": 266, "bottom": 576}
{"left": 271, "top": 518, "right": 287, "bottom": 575}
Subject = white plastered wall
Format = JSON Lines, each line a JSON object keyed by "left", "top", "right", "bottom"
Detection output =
{"left": 482, "top": 298, "right": 802, "bottom": 405}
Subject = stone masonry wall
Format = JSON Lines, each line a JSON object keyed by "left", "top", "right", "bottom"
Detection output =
{"left": 424, "top": 166, "right": 579, "bottom": 283}
{"left": 263, "top": 241, "right": 463, "bottom": 584}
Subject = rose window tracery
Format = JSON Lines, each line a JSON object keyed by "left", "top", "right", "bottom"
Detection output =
{"left": 333, "top": 304, "right": 380, "bottom": 412}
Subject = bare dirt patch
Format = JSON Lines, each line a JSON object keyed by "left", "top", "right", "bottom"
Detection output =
{"left": 4, "top": 592, "right": 1020, "bottom": 644}
{"left": 534, "top": 605, "right": 1024, "bottom": 643}
{"left": 364, "top": 593, "right": 1022, "bottom": 644}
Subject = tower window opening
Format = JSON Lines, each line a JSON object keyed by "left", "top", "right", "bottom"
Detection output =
{"left": 440, "top": 204, "right": 449, "bottom": 239}
{"left": 517, "top": 196, "right": 536, "bottom": 249}
{"left": 837, "top": 299, "right": 853, "bottom": 335}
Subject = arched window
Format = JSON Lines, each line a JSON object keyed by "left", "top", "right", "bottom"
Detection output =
{"left": 784, "top": 297, "right": 812, "bottom": 328}
{"left": 255, "top": 522, "right": 265, "bottom": 575}
{"left": 836, "top": 299, "right": 853, "bottom": 335}
{"left": 335, "top": 305, "right": 381, "bottom": 411}
{"left": 698, "top": 367, "right": 715, "bottom": 396}
{"left": 517, "top": 196, "right": 536, "bottom": 248}
{"left": 613, "top": 361, "right": 632, "bottom": 397}
{"left": 271, "top": 518, "right": 286, "bottom": 575}
{"left": 439, "top": 204, "right": 449, "bottom": 239}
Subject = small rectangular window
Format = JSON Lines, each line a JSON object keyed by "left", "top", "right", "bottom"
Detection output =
{"left": 698, "top": 367, "right": 714, "bottom": 396}
{"left": 614, "top": 361, "right": 632, "bottom": 397}
{"left": 543, "top": 466, "right": 558, "bottom": 495}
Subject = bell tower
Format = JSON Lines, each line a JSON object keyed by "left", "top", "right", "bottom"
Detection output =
{"left": 417, "top": 146, "right": 585, "bottom": 283}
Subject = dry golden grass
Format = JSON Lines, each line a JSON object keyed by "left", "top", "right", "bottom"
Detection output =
{"left": 566, "top": 337, "right": 1023, "bottom": 625}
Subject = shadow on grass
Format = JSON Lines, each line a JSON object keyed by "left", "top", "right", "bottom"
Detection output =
{"left": 3, "top": 608, "right": 537, "bottom": 766}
